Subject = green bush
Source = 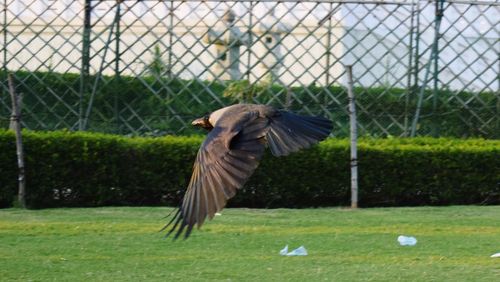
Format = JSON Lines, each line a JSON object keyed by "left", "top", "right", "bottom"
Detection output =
{"left": 1, "top": 70, "right": 497, "bottom": 138}
{"left": 0, "top": 130, "right": 199, "bottom": 208}
{"left": 0, "top": 130, "right": 498, "bottom": 209}
{"left": 0, "top": 131, "right": 17, "bottom": 208}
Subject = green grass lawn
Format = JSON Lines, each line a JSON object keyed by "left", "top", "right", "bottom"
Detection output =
{"left": 1, "top": 206, "right": 499, "bottom": 281}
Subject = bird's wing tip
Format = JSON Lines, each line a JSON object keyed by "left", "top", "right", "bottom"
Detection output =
{"left": 160, "top": 206, "right": 195, "bottom": 240}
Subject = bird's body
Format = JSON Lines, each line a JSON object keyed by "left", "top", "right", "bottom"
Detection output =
{"left": 164, "top": 104, "right": 333, "bottom": 239}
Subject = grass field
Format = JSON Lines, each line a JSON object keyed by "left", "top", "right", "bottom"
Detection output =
{"left": 1, "top": 206, "right": 499, "bottom": 281}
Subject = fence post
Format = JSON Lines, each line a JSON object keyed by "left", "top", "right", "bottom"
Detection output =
{"left": 80, "top": 0, "right": 92, "bottom": 130}
{"left": 114, "top": 1, "right": 122, "bottom": 132}
{"left": 115, "top": 0, "right": 122, "bottom": 77}
{"left": 346, "top": 65, "right": 358, "bottom": 209}
{"left": 404, "top": 1, "right": 417, "bottom": 137}
{"left": 432, "top": 0, "right": 445, "bottom": 137}
{"left": 8, "top": 73, "right": 26, "bottom": 208}
{"left": 167, "top": 0, "right": 174, "bottom": 79}
{"left": 411, "top": 0, "right": 445, "bottom": 137}
{"left": 83, "top": 2, "right": 120, "bottom": 130}
{"left": 2, "top": 0, "right": 7, "bottom": 73}
{"left": 8, "top": 92, "right": 21, "bottom": 130}
{"left": 246, "top": 1, "right": 253, "bottom": 81}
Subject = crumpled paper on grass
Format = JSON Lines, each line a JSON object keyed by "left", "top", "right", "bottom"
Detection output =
{"left": 397, "top": 235, "right": 417, "bottom": 246}
{"left": 279, "top": 245, "right": 308, "bottom": 256}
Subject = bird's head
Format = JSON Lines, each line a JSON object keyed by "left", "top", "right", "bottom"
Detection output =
{"left": 192, "top": 113, "right": 214, "bottom": 131}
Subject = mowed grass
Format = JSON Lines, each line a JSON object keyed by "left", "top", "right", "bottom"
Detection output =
{"left": 0, "top": 206, "right": 499, "bottom": 281}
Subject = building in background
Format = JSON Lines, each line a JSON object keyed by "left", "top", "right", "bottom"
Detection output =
{"left": 1, "top": 0, "right": 498, "bottom": 91}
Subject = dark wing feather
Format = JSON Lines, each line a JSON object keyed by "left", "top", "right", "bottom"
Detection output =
{"left": 164, "top": 113, "right": 269, "bottom": 239}
{"left": 266, "top": 111, "right": 333, "bottom": 156}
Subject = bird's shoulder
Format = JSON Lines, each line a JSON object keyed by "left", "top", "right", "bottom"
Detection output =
{"left": 215, "top": 104, "right": 276, "bottom": 126}
{"left": 202, "top": 104, "right": 273, "bottom": 154}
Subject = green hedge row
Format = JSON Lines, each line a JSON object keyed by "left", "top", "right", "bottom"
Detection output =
{"left": 0, "top": 130, "right": 498, "bottom": 209}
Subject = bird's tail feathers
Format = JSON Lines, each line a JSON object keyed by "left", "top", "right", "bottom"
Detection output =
{"left": 267, "top": 111, "right": 332, "bottom": 156}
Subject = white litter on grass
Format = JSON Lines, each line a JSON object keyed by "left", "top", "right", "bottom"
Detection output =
{"left": 279, "top": 245, "right": 308, "bottom": 256}
{"left": 398, "top": 235, "right": 417, "bottom": 246}
{"left": 287, "top": 246, "right": 308, "bottom": 256}
{"left": 279, "top": 245, "right": 288, "bottom": 255}
{"left": 215, "top": 213, "right": 222, "bottom": 216}
{"left": 491, "top": 252, "right": 500, "bottom": 258}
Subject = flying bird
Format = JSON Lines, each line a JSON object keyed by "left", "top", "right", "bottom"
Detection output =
{"left": 163, "top": 103, "right": 333, "bottom": 239}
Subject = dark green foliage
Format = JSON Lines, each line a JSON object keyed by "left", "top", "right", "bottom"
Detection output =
{"left": 0, "top": 131, "right": 17, "bottom": 208}
{"left": 1, "top": 70, "right": 497, "bottom": 138}
{"left": 0, "top": 70, "right": 232, "bottom": 135}
{"left": 0, "top": 130, "right": 498, "bottom": 209}
{"left": 0, "top": 130, "right": 199, "bottom": 208}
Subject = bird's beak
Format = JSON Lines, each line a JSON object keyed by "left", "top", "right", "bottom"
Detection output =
{"left": 192, "top": 115, "right": 214, "bottom": 131}
{"left": 191, "top": 117, "right": 205, "bottom": 127}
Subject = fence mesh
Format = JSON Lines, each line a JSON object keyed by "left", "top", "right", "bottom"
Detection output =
{"left": 0, "top": 0, "right": 498, "bottom": 138}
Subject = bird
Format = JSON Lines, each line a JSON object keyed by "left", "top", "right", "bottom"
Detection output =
{"left": 163, "top": 103, "right": 333, "bottom": 239}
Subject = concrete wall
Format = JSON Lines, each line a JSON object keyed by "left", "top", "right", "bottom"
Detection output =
{"left": 2, "top": 0, "right": 497, "bottom": 91}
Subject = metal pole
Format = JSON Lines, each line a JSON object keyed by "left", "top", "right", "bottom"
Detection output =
{"left": 115, "top": 0, "right": 121, "bottom": 77}
{"left": 8, "top": 73, "right": 26, "bottom": 208}
{"left": 432, "top": 0, "right": 444, "bottom": 137}
{"left": 114, "top": 1, "right": 122, "bottom": 133}
{"left": 411, "top": 0, "right": 445, "bottom": 137}
{"left": 404, "top": 0, "right": 416, "bottom": 137}
{"left": 325, "top": 2, "right": 333, "bottom": 87}
{"left": 83, "top": 2, "right": 120, "bottom": 130}
{"left": 346, "top": 65, "right": 358, "bottom": 209}
{"left": 413, "top": 1, "right": 421, "bottom": 96}
{"left": 324, "top": 4, "right": 333, "bottom": 107}
{"left": 2, "top": 0, "right": 7, "bottom": 106}
{"left": 324, "top": 3, "right": 338, "bottom": 102}
{"left": 246, "top": 1, "right": 253, "bottom": 81}
{"left": 3, "top": 0, "right": 7, "bottom": 73}
{"left": 80, "top": 0, "right": 92, "bottom": 130}
{"left": 167, "top": 0, "right": 174, "bottom": 78}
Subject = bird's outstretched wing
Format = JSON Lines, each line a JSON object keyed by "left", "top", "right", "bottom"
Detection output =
{"left": 163, "top": 111, "right": 269, "bottom": 239}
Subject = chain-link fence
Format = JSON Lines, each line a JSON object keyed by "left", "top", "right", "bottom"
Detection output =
{"left": 0, "top": 0, "right": 498, "bottom": 138}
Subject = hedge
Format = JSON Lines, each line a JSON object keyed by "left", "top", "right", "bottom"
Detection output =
{"left": 0, "top": 130, "right": 498, "bottom": 209}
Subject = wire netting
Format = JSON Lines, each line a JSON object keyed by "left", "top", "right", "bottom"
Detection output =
{"left": 0, "top": 0, "right": 498, "bottom": 138}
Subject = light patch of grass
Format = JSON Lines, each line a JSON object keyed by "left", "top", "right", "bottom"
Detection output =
{"left": 0, "top": 206, "right": 499, "bottom": 281}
